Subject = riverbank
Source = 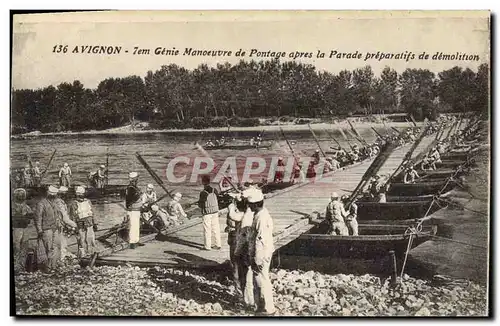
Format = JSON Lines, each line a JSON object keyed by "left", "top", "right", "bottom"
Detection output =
{"left": 15, "top": 262, "right": 487, "bottom": 316}
{"left": 11, "top": 120, "right": 421, "bottom": 139}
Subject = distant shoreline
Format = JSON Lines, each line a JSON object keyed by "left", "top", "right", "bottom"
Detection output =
{"left": 11, "top": 121, "right": 423, "bottom": 140}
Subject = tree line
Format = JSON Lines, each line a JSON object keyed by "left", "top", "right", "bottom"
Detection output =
{"left": 11, "top": 59, "right": 489, "bottom": 134}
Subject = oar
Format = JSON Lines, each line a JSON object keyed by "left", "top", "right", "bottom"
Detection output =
{"left": 409, "top": 115, "right": 418, "bottom": 127}
{"left": 135, "top": 152, "right": 175, "bottom": 200}
{"left": 347, "top": 119, "right": 369, "bottom": 146}
{"left": 326, "top": 125, "right": 344, "bottom": 151}
{"left": 105, "top": 147, "right": 109, "bottom": 187}
{"left": 335, "top": 122, "right": 355, "bottom": 151}
{"left": 371, "top": 126, "right": 383, "bottom": 139}
{"left": 40, "top": 149, "right": 57, "bottom": 182}
{"left": 307, "top": 124, "right": 327, "bottom": 158}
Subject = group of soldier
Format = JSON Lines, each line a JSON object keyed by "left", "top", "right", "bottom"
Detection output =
{"left": 12, "top": 184, "right": 97, "bottom": 273}
{"left": 124, "top": 172, "right": 190, "bottom": 249}
{"left": 219, "top": 176, "right": 276, "bottom": 315}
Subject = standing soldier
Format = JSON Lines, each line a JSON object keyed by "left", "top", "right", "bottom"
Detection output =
{"left": 341, "top": 195, "right": 358, "bottom": 236}
{"left": 325, "top": 192, "right": 349, "bottom": 236}
{"left": 69, "top": 186, "right": 97, "bottom": 258}
{"left": 96, "top": 164, "right": 107, "bottom": 189}
{"left": 32, "top": 162, "right": 42, "bottom": 187}
{"left": 247, "top": 188, "right": 275, "bottom": 316}
{"left": 59, "top": 163, "right": 72, "bottom": 187}
{"left": 273, "top": 157, "right": 286, "bottom": 183}
{"left": 311, "top": 149, "right": 320, "bottom": 165}
{"left": 12, "top": 188, "right": 33, "bottom": 272}
{"left": 34, "top": 185, "right": 59, "bottom": 270}
{"left": 198, "top": 175, "right": 222, "bottom": 251}
{"left": 226, "top": 192, "right": 255, "bottom": 310}
{"left": 54, "top": 186, "right": 77, "bottom": 260}
{"left": 23, "top": 165, "right": 33, "bottom": 187}
{"left": 125, "top": 172, "right": 144, "bottom": 249}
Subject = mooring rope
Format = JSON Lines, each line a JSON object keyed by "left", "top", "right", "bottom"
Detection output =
{"left": 429, "top": 234, "right": 488, "bottom": 250}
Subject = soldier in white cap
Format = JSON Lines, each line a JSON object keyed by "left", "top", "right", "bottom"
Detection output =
{"left": 59, "top": 163, "right": 72, "bottom": 187}
{"left": 95, "top": 164, "right": 107, "bottom": 189}
{"left": 142, "top": 184, "right": 157, "bottom": 206}
{"left": 247, "top": 188, "right": 275, "bottom": 315}
{"left": 166, "top": 192, "right": 187, "bottom": 225}
{"left": 69, "top": 186, "right": 97, "bottom": 257}
{"left": 125, "top": 172, "right": 144, "bottom": 249}
{"left": 312, "top": 149, "right": 321, "bottom": 165}
{"left": 34, "top": 185, "right": 60, "bottom": 269}
{"left": 325, "top": 192, "right": 349, "bottom": 236}
{"left": 54, "top": 186, "right": 77, "bottom": 260}
{"left": 32, "top": 162, "right": 42, "bottom": 187}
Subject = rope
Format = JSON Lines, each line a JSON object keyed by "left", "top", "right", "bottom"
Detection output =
{"left": 435, "top": 197, "right": 488, "bottom": 217}
{"left": 400, "top": 233, "right": 415, "bottom": 278}
{"left": 429, "top": 234, "right": 487, "bottom": 250}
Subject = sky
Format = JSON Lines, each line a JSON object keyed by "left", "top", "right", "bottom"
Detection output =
{"left": 12, "top": 11, "right": 490, "bottom": 90}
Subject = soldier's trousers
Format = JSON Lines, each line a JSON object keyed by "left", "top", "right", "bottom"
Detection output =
{"left": 253, "top": 261, "right": 275, "bottom": 314}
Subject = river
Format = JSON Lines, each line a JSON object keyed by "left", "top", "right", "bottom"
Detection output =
{"left": 10, "top": 127, "right": 386, "bottom": 242}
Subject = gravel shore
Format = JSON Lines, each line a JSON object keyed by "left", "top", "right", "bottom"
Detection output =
{"left": 15, "top": 262, "right": 487, "bottom": 316}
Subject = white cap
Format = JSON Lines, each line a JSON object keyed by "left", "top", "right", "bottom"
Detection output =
{"left": 100, "top": 164, "right": 106, "bottom": 169}
{"left": 315, "top": 149, "right": 320, "bottom": 152}
{"left": 147, "top": 184, "right": 154, "bottom": 190}
{"left": 64, "top": 163, "right": 69, "bottom": 167}
{"left": 246, "top": 188, "right": 264, "bottom": 203}
{"left": 129, "top": 172, "right": 138, "bottom": 179}
{"left": 59, "top": 186, "right": 68, "bottom": 193}
{"left": 278, "top": 156, "right": 283, "bottom": 161}
{"left": 75, "top": 186, "right": 85, "bottom": 195}
{"left": 48, "top": 185, "right": 59, "bottom": 195}
{"left": 35, "top": 161, "right": 40, "bottom": 165}
{"left": 330, "top": 192, "right": 339, "bottom": 199}
{"left": 174, "top": 192, "right": 182, "bottom": 199}
{"left": 151, "top": 205, "right": 159, "bottom": 211}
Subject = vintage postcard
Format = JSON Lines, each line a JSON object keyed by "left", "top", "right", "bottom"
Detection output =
{"left": 11, "top": 10, "right": 490, "bottom": 317}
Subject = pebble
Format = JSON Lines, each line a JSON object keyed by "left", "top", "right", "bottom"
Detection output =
{"left": 14, "top": 263, "right": 487, "bottom": 316}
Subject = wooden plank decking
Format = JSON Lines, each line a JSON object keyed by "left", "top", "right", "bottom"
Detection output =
{"left": 94, "top": 135, "right": 438, "bottom": 270}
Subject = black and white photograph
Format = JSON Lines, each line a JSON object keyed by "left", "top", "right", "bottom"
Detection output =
{"left": 10, "top": 10, "right": 490, "bottom": 317}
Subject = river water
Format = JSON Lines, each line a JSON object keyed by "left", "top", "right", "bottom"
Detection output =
{"left": 10, "top": 127, "right": 385, "bottom": 241}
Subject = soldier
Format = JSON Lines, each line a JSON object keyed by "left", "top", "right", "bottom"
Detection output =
{"left": 404, "top": 165, "right": 420, "bottom": 184}
{"left": 247, "top": 188, "right": 275, "bottom": 316}
{"left": 325, "top": 192, "right": 349, "bottom": 236}
{"left": 34, "top": 185, "right": 59, "bottom": 270}
{"left": 12, "top": 188, "right": 33, "bottom": 272}
{"left": 226, "top": 192, "right": 255, "bottom": 308}
{"left": 341, "top": 195, "right": 358, "bottom": 236}
{"left": 32, "top": 162, "right": 42, "bottom": 187}
{"left": 165, "top": 192, "right": 187, "bottom": 225}
{"left": 95, "top": 164, "right": 107, "bottom": 189}
{"left": 59, "top": 163, "right": 72, "bottom": 187}
{"left": 54, "top": 186, "right": 77, "bottom": 260}
{"left": 198, "top": 175, "right": 221, "bottom": 251}
{"left": 69, "top": 186, "right": 97, "bottom": 258}
{"left": 125, "top": 172, "right": 144, "bottom": 249}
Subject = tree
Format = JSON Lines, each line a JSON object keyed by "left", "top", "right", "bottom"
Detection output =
{"left": 473, "top": 63, "right": 489, "bottom": 116}
{"left": 399, "top": 68, "right": 437, "bottom": 120}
